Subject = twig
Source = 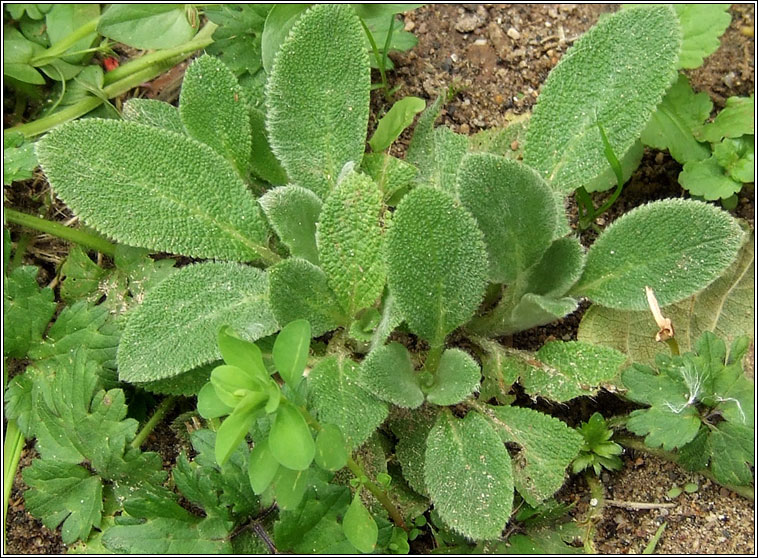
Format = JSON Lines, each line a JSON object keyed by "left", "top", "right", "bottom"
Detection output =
{"left": 605, "top": 499, "right": 676, "bottom": 510}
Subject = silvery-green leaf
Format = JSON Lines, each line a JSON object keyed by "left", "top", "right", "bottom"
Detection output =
{"left": 180, "top": 55, "right": 252, "bottom": 177}
{"left": 523, "top": 5, "right": 680, "bottom": 194}
{"left": 118, "top": 262, "right": 278, "bottom": 383}
{"left": 521, "top": 237, "right": 585, "bottom": 298}
{"left": 425, "top": 349, "right": 480, "bottom": 406}
{"left": 122, "top": 98, "right": 185, "bottom": 134}
{"left": 359, "top": 342, "right": 424, "bottom": 409}
{"left": 458, "top": 153, "right": 557, "bottom": 283}
{"left": 386, "top": 186, "right": 488, "bottom": 345}
{"left": 317, "top": 171, "right": 386, "bottom": 316}
{"left": 265, "top": 4, "right": 370, "bottom": 198}
{"left": 424, "top": 411, "right": 512, "bottom": 541}
{"left": 572, "top": 199, "right": 744, "bottom": 310}
{"left": 259, "top": 186, "right": 322, "bottom": 264}
{"left": 36, "top": 119, "right": 271, "bottom": 262}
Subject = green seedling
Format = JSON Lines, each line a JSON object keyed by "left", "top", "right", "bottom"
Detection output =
{"left": 572, "top": 413, "right": 624, "bottom": 476}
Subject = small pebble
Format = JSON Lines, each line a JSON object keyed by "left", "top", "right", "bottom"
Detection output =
{"left": 740, "top": 25, "right": 754, "bottom": 37}
{"left": 456, "top": 15, "right": 480, "bottom": 33}
{"left": 655, "top": 152, "right": 665, "bottom": 164}
{"left": 459, "top": 123, "right": 470, "bottom": 135}
{"left": 507, "top": 27, "right": 521, "bottom": 40}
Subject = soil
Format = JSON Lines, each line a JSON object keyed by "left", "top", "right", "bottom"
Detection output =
{"left": 3, "top": 3, "right": 755, "bottom": 555}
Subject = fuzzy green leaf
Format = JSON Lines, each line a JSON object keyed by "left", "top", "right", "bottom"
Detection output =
{"left": 583, "top": 140, "right": 644, "bottom": 194}
{"left": 23, "top": 461, "right": 102, "bottom": 545}
{"left": 362, "top": 153, "right": 418, "bottom": 202}
{"left": 36, "top": 119, "right": 271, "bottom": 261}
{"left": 268, "top": 258, "right": 345, "bottom": 336}
{"left": 640, "top": 74, "right": 712, "bottom": 164}
{"left": 485, "top": 405, "right": 583, "bottom": 506}
{"left": 273, "top": 319, "right": 311, "bottom": 390}
{"left": 504, "top": 294, "right": 579, "bottom": 335}
{"left": 521, "top": 237, "right": 585, "bottom": 298}
{"left": 3, "top": 265, "right": 56, "bottom": 358}
{"left": 387, "top": 186, "right": 488, "bottom": 345}
{"left": 359, "top": 342, "right": 424, "bottom": 409}
{"left": 572, "top": 199, "right": 744, "bottom": 310}
{"left": 424, "top": 411, "right": 513, "bottom": 541}
{"left": 430, "top": 126, "right": 469, "bottom": 192}
{"left": 259, "top": 186, "right": 322, "bottom": 264}
{"left": 697, "top": 95, "right": 755, "bottom": 143}
{"left": 389, "top": 406, "right": 439, "bottom": 497}
{"left": 318, "top": 170, "right": 386, "bottom": 316}
{"left": 260, "top": 4, "right": 309, "bottom": 74}
{"left": 426, "top": 348, "right": 481, "bottom": 406}
{"left": 97, "top": 4, "right": 197, "bottom": 50}
{"left": 307, "top": 355, "right": 388, "bottom": 450}
{"left": 708, "top": 422, "right": 754, "bottom": 486}
{"left": 578, "top": 233, "right": 754, "bottom": 367}
{"left": 523, "top": 5, "right": 680, "bottom": 194}
{"left": 679, "top": 156, "right": 743, "bottom": 201}
{"left": 179, "top": 54, "right": 251, "bottom": 177}
{"left": 265, "top": 4, "right": 370, "bottom": 199}
{"left": 468, "top": 113, "right": 530, "bottom": 160}
{"left": 458, "top": 153, "right": 557, "bottom": 284}
{"left": 249, "top": 107, "right": 289, "bottom": 185}
{"left": 122, "top": 98, "right": 185, "bottom": 134}
{"left": 369, "top": 96, "right": 426, "bottom": 152}
{"left": 343, "top": 492, "right": 378, "bottom": 553}
{"left": 118, "top": 262, "right": 278, "bottom": 383}
{"left": 673, "top": 4, "right": 732, "bottom": 69}
{"left": 520, "top": 341, "right": 627, "bottom": 402}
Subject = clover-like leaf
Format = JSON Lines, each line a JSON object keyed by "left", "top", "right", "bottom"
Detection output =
{"left": 266, "top": 4, "right": 370, "bottom": 198}
{"left": 424, "top": 411, "right": 513, "bottom": 541}
{"left": 458, "top": 153, "right": 557, "bottom": 284}
{"left": 387, "top": 186, "right": 488, "bottom": 345}
{"left": 523, "top": 5, "right": 680, "bottom": 194}
{"left": 572, "top": 199, "right": 744, "bottom": 310}
{"left": 119, "top": 262, "right": 278, "bottom": 383}
{"left": 37, "top": 119, "right": 271, "bottom": 261}
{"left": 318, "top": 170, "right": 386, "bottom": 316}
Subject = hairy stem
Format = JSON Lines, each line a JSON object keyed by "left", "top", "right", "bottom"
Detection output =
{"left": 582, "top": 472, "right": 605, "bottom": 553}
{"left": 131, "top": 396, "right": 178, "bottom": 449}
{"left": 424, "top": 343, "right": 444, "bottom": 375}
{"left": 5, "top": 208, "right": 117, "bottom": 257}
{"left": 616, "top": 435, "right": 754, "bottom": 501}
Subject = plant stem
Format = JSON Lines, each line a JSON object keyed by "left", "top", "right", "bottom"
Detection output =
{"left": 131, "top": 396, "right": 177, "bottom": 449}
{"left": 424, "top": 343, "right": 444, "bottom": 375}
{"left": 616, "top": 435, "right": 754, "bottom": 501}
{"left": 5, "top": 208, "right": 117, "bottom": 257}
{"left": 5, "top": 23, "right": 218, "bottom": 139}
{"left": 30, "top": 18, "right": 100, "bottom": 65}
{"left": 582, "top": 472, "right": 605, "bottom": 553}
{"left": 347, "top": 457, "right": 408, "bottom": 530}
{"left": 3, "top": 420, "right": 25, "bottom": 544}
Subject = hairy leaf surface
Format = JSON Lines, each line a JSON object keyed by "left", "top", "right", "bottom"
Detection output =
{"left": 425, "top": 411, "right": 512, "bottom": 540}
{"left": 268, "top": 258, "right": 345, "bottom": 336}
{"left": 386, "top": 186, "right": 488, "bottom": 345}
{"left": 523, "top": 5, "right": 680, "bottom": 193}
{"left": 318, "top": 171, "right": 386, "bottom": 316}
{"left": 360, "top": 342, "right": 424, "bottom": 409}
{"left": 426, "top": 348, "right": 481, "bottom": 406}
{"left": 521, "top": 237, "right": 585, "bottom": 298}
{"left": 307, "top": 355, "right": 388, "bottom": 449}
{"left": 37, "top": 119, "right": 270, "bottom": 261}
{"left": 179, "top": 54, "right": 251, "bottom": 176}
{"left": 122, "top": 98, "right": 185, "bottom": 134}
{"left": 572, "top": 199, "right": 744, "bottom": 310}
{"left": 458, "top": 153, "right": 557, "bottom": 283}
{"left": 119, "top": 262, "right": 277, "bottom": 383}
{"left": 266, "top": 4, "right": 370, "bottom": 198}
{"left": 485, "top": 405, "right": 583, "bottom": 506}
{"left": 259, "top": 186, "right": 322, "bottom": 264}
{"left": 578, "top": 233, "right": 754, "bottom": 366}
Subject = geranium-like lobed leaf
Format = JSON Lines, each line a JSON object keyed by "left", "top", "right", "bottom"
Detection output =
{"left": 523, "top": 5, "right": 680, "bottom": 194}
{"left": 572, "top": 199, "right": 744, "bottom": 310}
{"left": 179, "top": 54, "right": 251, "bottom": 177}
{"left": 36, "top": 119, "right": 271, "bottom": 262}
{"left": 317, "top": 170, "right": 386, "bottom": 316}
{"left": 424, "top": 411, "right": 513, "bottom": 541}
{"left": 118, "top": 262, "right": 278, "bottom": 383}
{"left": 673, "top": 4, "right": 731, "bottom": 69}
{"left": 386, "top": 186, "right": 488, "bottom": 345}
{"left": 265, "top": 4, "right": 370, "bottom": 199}
{"left": 3, "top": 265, "right": 56, "bottom": 358}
